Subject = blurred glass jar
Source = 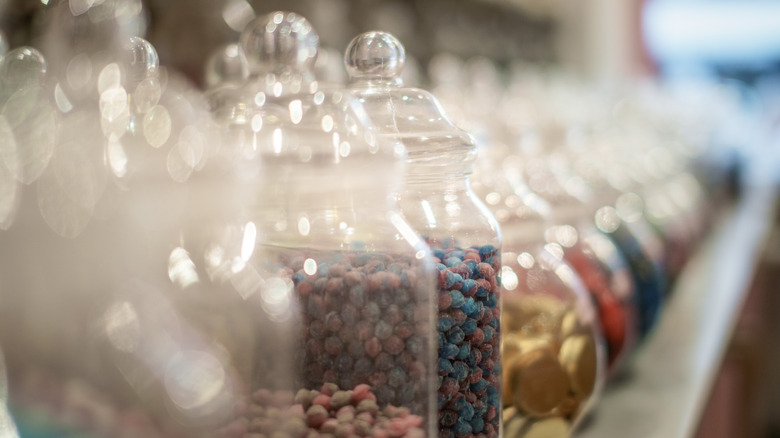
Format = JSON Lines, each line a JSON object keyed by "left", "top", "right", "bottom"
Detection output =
{"left": 194, "top": 12, "right": 438, "bottom": 437}
{"left": 0, "top": 29, "right": 232, "bottom": 437}
{"left": 471, "top": 144, "right": 606, "bottom": 437}
{"left": 491, "top": 73, "right": 665, "bottom": 344}
{"left": 347, "top": 32, "right": 502, "bottom": 438}
{"left": 540, "top": 125, "right": 668, "bottom": 339}
{"left": 429, "top": 59, "right": 641, "bottom": 373}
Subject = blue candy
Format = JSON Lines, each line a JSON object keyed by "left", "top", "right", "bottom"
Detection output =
{"left": 479, "top": 245, "right": 497, "bottom": 259}
{"left": 466, "top": 349, "right": 480, "bottom": 367}
{"left": 461, "top": 297, "right": 477, "bottom": 317}
{"left": 317, "top": 263, "right": 330, "bottom": 276}
{"left": 451, "top": 361, "right": 469, "bottom": 382}
{"left": 487, "top": 385, "right": 499, "bottom": 407}
{"left": 438, "top": 316, "right": 455, "bottom": 332}
{"left": 292, "top": 272, "right": 306, "bottom": 284}
{"left": 444, "top": 257, "right": 462, "bottom": 267}
{"left": 450, "top": 290, "right": 465, "bottom": 308}
{"left": 400, "top": 271, "right": 411, "bottom": 288}
{"left": 471, "top": 378, "right": 488, "bottom": 392}
{"left": 437, "top": 394, "right": 448, "bottom": 409}
{"left": 407, "top": 336, "right": 424, "bottom": 355}
{"left": 470, "top": 417, "right": 485, "bottom": 433}
{"left": 464, "top": 260, "right": 478, "bottom": 278}
{"left": 445, "top": 271, "right": 463, "bottom": 289}
{"left": 485, "top": 293, "right": 498, "bottom": 309}
{"left": 449, "top": 250, "right": 466, "bottom": 260}
{"left": 454, "top": 418, "right": 473, "bottom": 435}
{"left": 456, "top": 344, "right": 470, "bottom": 360}
{"left": 439, "top": 343, "right": 459, "bottom": 359}
{"left": 475, "top": 283, "right": 490, "bottom": 298}
{"left": 483, "top": 326, "right": 494, "bottom": 342}
{"left": 461, "top": 319, "right": 477, "bottom": 335}
{"left": 447, "top": 326, "right": 465, "bottom": 344}
{"left": 438, "top": 358, "right": 455, "bottom": 375}
{"left": 460, "top": 278, "right": 477, "bottom": 294}
{"left": 433, "top": 249, "right": 447, "bottom": 261}
{"left": 436, "top": 263, "right": 447, "bottom": 271}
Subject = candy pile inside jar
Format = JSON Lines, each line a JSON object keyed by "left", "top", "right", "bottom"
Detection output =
{"left": 502, "top": 285, "right": 599, "bottom": 437}
{"left": 286, "top": 251, "right": 429, "bottom": 410}
{"left": 431, "top": 244, "right": 502, "bottom": 435}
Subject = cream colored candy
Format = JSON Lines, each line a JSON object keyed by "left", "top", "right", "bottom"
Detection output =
{"left": 503, "top": 406, "right": 527, "bottom": 438}
{"left": 558, "top": 334, "right": 598, "bottom": 398}
{"left": 560, "top": 310, "right": 579, "bottom": 338}
{"left": 507, "top": 349, "right": 569, "bottom": 416}
{"left": 524, "top": 417, "right": 570, "bottom": 438}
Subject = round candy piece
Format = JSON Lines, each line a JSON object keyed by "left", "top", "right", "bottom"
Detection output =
{"left": 558, "top": 334, "right": 598, "bottom": 398}
{"left": 523, "top": 417, "right": 570, "bottom": 438}
{"left": 508, "top": 349, "right": 569, "bottom": 416}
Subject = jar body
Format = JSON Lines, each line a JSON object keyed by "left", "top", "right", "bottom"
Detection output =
{"left": 399, "top": 181, "right": 502, "bottom": 437}
{"left": 471, "top": 156, "right": 606, "bottom": 435}
{"left": 500, "top": 224, "right": 605, "bottom": 437}
{"left": 527, "top": 176, "right": 641, "bottom": 371}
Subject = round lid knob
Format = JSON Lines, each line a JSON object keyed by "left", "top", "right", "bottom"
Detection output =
{"left": 1, "top": 47, "right": 47, "bottom": 89}
{"left": 239, "top": 11, "right": 318, "bottom": 76}
{"left": 122, "top": 36, "right": 159, "bottom": 88}
{"left": 345, "top": 31, "right": 405, "bottom": 85}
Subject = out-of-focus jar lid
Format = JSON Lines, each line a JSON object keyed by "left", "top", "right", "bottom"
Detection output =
{"left": 216, "top": 13, "right": 405, "bottom": 176}
{"left": 345, "top": 31, "right": 476, "bottom": 176}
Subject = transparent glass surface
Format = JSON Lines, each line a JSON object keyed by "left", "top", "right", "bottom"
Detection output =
{"left": 1, "top": 10, "right": 438, "bottom": 438}
{"left": 347, "top": 32, "right": 502, "bottom": 438}
{"left": 192, "top": 13, "right": 437, "bottom": 437}
{"left": 471, "top": 146, "right": 606, "bottom": 437}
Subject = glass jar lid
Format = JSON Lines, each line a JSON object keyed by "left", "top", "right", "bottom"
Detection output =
{"left": 345, "top": 31, "right": 476, "bottom": 179}
{"left": 224, "top": 14, "right": 404, "bottom": 176}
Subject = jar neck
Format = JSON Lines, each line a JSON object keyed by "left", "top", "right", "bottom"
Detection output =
{"left": 245, "top": 165, "right": 401, "bottom": 249}
{"left": 403, "top": 161, "right": 474, "bottom": 187}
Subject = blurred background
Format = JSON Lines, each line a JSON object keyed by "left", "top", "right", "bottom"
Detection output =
{"left": 1, "top": 0, "right": 780, "bottom": 437}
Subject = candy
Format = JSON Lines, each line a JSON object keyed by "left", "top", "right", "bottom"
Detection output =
{"left": 499, "top": 253, "right": 603, "bottom": 437}
{"left": 224, "top": 385, "right": 424, "bottom": 438}
{"left": 431, "top": 245, "right": 501, "bottom": 437}
{"left": 288, "top": 251, "right": 431, "bottom": 412}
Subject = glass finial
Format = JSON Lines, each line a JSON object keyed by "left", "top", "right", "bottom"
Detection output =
{"left": 239, "top": 11, "right": 319, "bottom": 76}
{"left": 345, "top": 31, "right": 405, "bottom": 86}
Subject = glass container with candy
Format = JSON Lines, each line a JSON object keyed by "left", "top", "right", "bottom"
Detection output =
{"left": 470, "top": 143, "right": 606, "bottom": 437}
{"left": 197, "top": 12, "right": 438, "bottom": 437}
{"left": 346, "top": 31, "right": 502, "bottom": 438}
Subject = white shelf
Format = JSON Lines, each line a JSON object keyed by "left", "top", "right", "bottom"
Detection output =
{"left": 575, "top": 185, "right": 778, "bottom": 438}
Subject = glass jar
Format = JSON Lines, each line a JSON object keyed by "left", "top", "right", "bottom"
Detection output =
{"left": 471, "top": 144, "right": 606, "bottom": 437}
{"left": 346, "top": 31, "right": 502, "bottom": 438}
{"left": 0, "top": 30, "right": 225, "bottom": 437}
{"left": 549, "top": 128, "right": 668, "bottom": 339}
{"left": 193, "top": 12, "right": 437, "bottom": 437}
